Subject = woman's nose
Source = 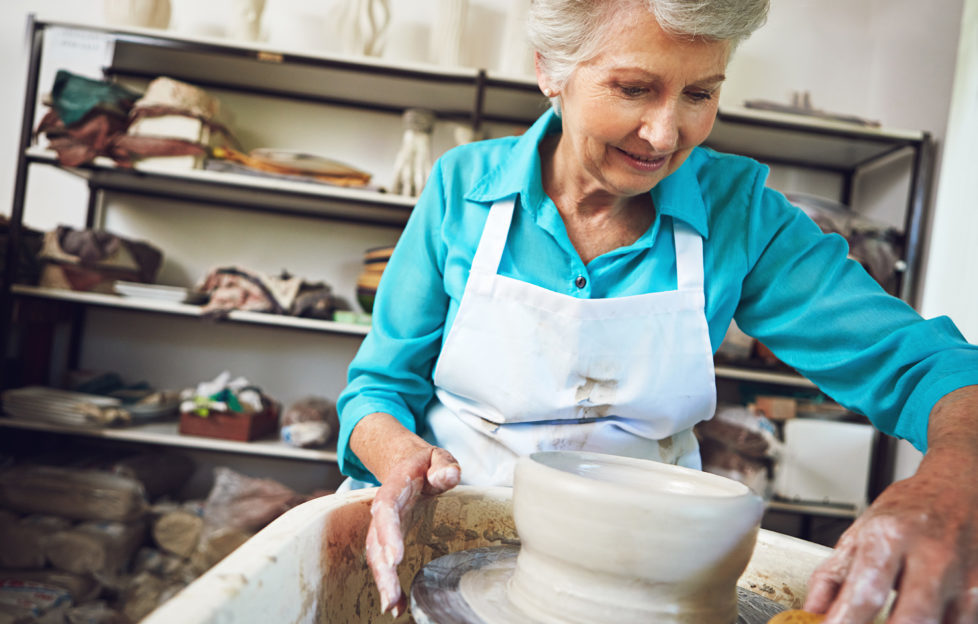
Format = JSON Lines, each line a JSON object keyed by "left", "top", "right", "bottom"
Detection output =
{"left": 638, "top": 103, "right": 679, "bottom": 152}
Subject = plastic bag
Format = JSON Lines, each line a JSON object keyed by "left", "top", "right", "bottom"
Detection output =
{"left": 280, "top": 396, "right": 338, "bottom": 448}
{"left": 696, "top": 404, "right": 783, "bottom": 495}
{"left": 201, "top": 467, "right": 311, "bottom": 533}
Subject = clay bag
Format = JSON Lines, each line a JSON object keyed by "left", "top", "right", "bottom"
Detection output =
{"left": 44, "top": 519, "right": 147, "bottom": 576}
{"left": 0, "top": 512, "right": 72, "bottom": 569}
{"left": 151, "top": 509, "right": 204, "bottom": 558}
{"left": 0, "top": 579, "right": 71, "bottom": 624}
{"left": 120, "top": 570, "right": 189, "bottom": 623}
{"left": 0, "top": 569, "right": 99, "bottom": 604}
{"left": 0, "top": 465, "right": 147, "bottom": 522}
{"left": 189, "top": 526, "right": 254, "bottom": 573}
{"left": 112, "top": 451, "right": 195, "bottom": 502}
{"left": 119, "top": 571, "right": 166, "bottom": 623}
{"left": 201, "top": 467, "right": 309, "bottom": 533}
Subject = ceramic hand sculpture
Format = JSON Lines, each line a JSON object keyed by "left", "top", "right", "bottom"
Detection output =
{"left": 391, "top": 109, "right": 436, "bottom": 197}
{"left": 336, "top": 0, "right": 391, "bottom": 57}
{"left": 227, "top": 0, "right": 266, "bottom": 42}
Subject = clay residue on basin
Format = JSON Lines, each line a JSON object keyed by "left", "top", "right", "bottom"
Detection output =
{"left": 318, "top": 488, "right": 517, "bottom": 624}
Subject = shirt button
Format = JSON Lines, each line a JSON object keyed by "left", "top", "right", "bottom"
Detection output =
{"left": 575, "top": 275, "right": 587, "bottom": 288}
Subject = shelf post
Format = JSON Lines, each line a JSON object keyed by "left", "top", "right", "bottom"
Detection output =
{"left": 472, "top": 68, "right": 486, "bottom": 137}
{"left": 1, "top": 15, "right": 44, "bottom": 389}
{"left": 901, "top": 133, "right": 935, "bottom": 308}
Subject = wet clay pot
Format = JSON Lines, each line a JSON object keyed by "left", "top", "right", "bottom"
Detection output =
{"left": 508, "top": 451, "right": 765, "bottom": 624}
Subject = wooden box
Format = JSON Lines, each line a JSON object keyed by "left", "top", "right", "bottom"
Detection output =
{"left": 179, "top": 406, "right": 279, "bottom": 442}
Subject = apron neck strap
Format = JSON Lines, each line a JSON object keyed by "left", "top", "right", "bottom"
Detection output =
{"left": 471, "top": 196, "right": 517, "bottom": 275}
{"left": 673, "top": 219, "right": 704, "bottom": 291}
{"left": 474, "top": 196, "right": 705, "bottom": 292}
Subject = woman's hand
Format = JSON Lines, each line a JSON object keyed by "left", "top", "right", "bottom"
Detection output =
{"left": 804, "top": 387, "right": 978, "bottom": 623}
{"left": 349, "top": 413, "right": 461, "bottom": 618}
{"left": 366, "top": 445, "right": 461, "bottom": 617}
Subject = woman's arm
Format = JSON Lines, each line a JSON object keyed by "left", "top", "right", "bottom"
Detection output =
{"left": 804, "top": 385, "right": 978, "bottom": 623}
{"left": 729, "top": 180, "right": 978, "bottom": 452}
{"left": 350, "top": 413, "right": 461, "bottom": 617}
{"left": 334, "top": 155, "right": 458, "bottom": 615}
{"left": 335, "top": 156, "right": 453, "bottom": 483}
{"left": 717, "top": 172, "right": 978, "bottom": 622}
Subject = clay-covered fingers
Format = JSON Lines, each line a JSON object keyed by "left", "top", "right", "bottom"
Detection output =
{"left": 946, "top": 583, "right": 978, "bottom": 624}
{"left": 945, "top": 556, "right": 978, "bottom": 624}
{"left": 804, "top": 471, "right": 978, "bottom": 624}
{"left": 804, "top": 533, "right": 856, "bottom": 615}
{"left": 424, "top": 447, "right": 461, "bottom": 493}
{"left": 885, "top": 546, "right": 962, "bottom": 624}
{"left": 365, "top": 447, "right": 461, "bottom": 618}
{"left": 367, "top": 472, "right": 423, "bottom": 617}
{"left": 365, "top": 518, "right": 407, "bottom": 617}
{"left": 809, "top": 521, "right": 906, "bottom": 624}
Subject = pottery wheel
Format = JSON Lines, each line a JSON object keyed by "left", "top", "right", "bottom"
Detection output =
{"left": 410, "top": 545, "right": 787, "bottom": 624}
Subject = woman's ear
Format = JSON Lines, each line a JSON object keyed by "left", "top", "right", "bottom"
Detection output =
{"left": 534, "top": 52, "right": 556, "bottom": 98}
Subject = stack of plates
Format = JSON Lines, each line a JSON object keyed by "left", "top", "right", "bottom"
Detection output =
{"left": 113, "top": 281, "right": 207, "bottom": 304}
{"left": 2, "top": 386, "right": 122, "bottom": 427}
{"left": 356, "top": 245, "right": 394, "bottom": 313}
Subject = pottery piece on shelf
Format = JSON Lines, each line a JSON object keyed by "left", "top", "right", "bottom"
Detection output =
{"left": 227, "top": 0, "right": 267, "bottom": 42}
{"left": 167, "top": 0, "right": 229, "bottom": 38}
{"left": 103, "top": 0, "right": 171, "bottom": 29}
{"left": 261, "top": 0, "right": 335, "bottom": 52}
{"left": 390, "top": 108, "right": 436, "bottom": 197}
{"left": 497, "top": 0, "right": 534, "bottom": 78}
{"left": 429, "top": 0, "right": 468, "bottom": 67}
{"left": 335, "top": 0, "right": 391, "bottom": 57}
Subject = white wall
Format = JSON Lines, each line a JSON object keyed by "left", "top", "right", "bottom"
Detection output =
{"left": 920, "top": 0, "right": 978, "bottom": 343}
{"left": 1, "top": 1, "right": 102, "bottom": 232}
{"left": 891, "top": 0, "right": 978, "bottom": 482}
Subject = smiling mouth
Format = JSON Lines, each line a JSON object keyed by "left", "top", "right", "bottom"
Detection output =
{"left": 615, "top": 146, "right": 668, "bottom": 170}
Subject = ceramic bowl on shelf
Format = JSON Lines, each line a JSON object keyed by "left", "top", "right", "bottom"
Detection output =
{"left": 355, "top": 245, "right": 395, "bottom": 314}
{"left": 355, "top": 271, "right": 382, "bottom": 291}
{"left": 356, "top": 286, "right": 377, "bottom": 314}
{"left": 363, "top": 245, "right": 394, "bottom": 270}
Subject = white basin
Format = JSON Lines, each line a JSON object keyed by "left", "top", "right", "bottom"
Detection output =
{"left": 141, "top": 486, "right": 844, "bottom": 624}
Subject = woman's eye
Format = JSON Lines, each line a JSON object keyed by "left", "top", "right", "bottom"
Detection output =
{"left": 618, "top": 85, "right": 647, "bottom": 97}
{"left": 686, "top": 90, "right": 714, "bottom": 102}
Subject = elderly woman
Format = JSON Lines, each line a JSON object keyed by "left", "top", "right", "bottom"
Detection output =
{"left": 336, "top": 0, "right": 978, "bottom": 621}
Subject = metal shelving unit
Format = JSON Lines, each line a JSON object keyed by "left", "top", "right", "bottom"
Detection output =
{"left": 24, "top": 147, "right": 417, "bottom": 226}
{"left": 0, "top": 18, "right": 934, "bottom": 474}
{"left": 11, "top": 285, "right": 371, "bottom": 336}
{"left": 0, "top": 417, "right": 338, "bottom": 463}
{"left": 713, "top": 365, "right": 817, "bottom": 389}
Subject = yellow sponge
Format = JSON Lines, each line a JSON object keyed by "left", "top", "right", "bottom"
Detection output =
{"left": 768, "top": 611, "right": 826, "bottom": 624}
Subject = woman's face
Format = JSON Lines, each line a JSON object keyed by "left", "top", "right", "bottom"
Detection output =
{"left": 540, "top": 6, "right": 731, "bottom": 198}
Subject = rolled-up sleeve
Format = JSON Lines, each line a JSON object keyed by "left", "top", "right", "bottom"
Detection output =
{"left": 336, "top": 160, "right": 451, "bottom": 482}
{"left": 733, "top": 173, "right": 978, "bottom": 452}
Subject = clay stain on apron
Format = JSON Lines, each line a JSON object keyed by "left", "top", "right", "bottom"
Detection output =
{"left": 575, "top": 377, "right": 618, "bottom": 419}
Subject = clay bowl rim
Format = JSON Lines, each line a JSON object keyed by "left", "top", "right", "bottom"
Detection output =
{"left": 520, "top": 450, "right": 762, "bottom": 510}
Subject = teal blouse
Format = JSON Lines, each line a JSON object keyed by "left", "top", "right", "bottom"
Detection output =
{"left": 336, "top": 108, "right": 978, "bottom": 483}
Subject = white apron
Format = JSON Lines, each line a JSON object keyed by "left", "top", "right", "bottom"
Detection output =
{"left": 427, "top": 195, "right": 716, "bottom": 487}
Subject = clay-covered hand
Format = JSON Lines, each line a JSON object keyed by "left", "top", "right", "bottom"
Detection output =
{"left": 365, "top": 445, "right": 461, "bottom": 618}
{"left": 803, "top": 444, "right": 978, "bottom": 623}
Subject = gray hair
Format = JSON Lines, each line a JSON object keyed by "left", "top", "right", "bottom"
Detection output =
{"left": 528, "top": 0, "right": 769, "bottom": 94}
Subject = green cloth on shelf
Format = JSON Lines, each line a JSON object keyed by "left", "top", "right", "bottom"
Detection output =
{"left": 50, "top": 70, "right": 140, "bottom": 126}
